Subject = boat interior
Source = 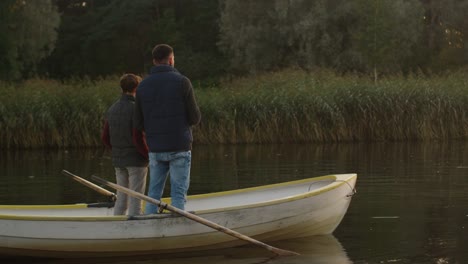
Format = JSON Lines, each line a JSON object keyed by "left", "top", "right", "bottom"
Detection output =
{"left": 0, "top": 175, "right": 346, "bottom": 218}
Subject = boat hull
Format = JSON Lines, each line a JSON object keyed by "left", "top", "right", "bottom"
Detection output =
{"left": 0, "top": 174, "right": 357, "bottom": 258}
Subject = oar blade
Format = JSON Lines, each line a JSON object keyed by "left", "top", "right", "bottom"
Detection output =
{"left": 62, "top": 170, "right": 116, "bottom": 201}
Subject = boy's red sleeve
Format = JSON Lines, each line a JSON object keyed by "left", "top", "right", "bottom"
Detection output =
{"left": 133, "top": 128, "right": 149, "bottom": 159}
{"left": 101, "top": 121, "right": 112, "bottom": 149}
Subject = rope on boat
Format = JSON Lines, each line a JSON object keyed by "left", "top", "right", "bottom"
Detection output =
{"left": 335, "top": 180, "right": 357, "bottom": 197}
{"left": 158, "top": 202, "right": 169, "bottom": 213}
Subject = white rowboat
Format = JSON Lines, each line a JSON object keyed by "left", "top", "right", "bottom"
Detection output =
{"left": 0, "top": 173, "right": 357, "bottom": 258}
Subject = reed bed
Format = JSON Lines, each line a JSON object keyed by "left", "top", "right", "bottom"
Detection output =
{"left": 1, "top": 69, "right": 468, "bottom": 149}
{"left": 0, "top": 78, "right": 118, "bottom": 149}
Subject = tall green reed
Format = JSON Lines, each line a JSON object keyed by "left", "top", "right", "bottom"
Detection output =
{"left": 194, "top": 69, "right": 468, "bottom": 144}
{"left": 0, "top": 78, "right": 119, "bottom": 149}
{"left": 1, "top": 69, "right": 467, "bottom": 149}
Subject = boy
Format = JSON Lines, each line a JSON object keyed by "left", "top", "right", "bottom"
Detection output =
{"left": 102, "top": 74, "right": 149, "bottom": 215}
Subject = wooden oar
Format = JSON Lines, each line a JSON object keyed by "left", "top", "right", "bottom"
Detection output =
{"left": 62, "top": 170, "right": 117, "bottom": 202}
{"left": 91, "top": 175, "right": 300, "bottom": 257}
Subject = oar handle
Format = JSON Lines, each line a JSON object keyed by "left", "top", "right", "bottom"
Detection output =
{"left": 91, "top": 175, "right": 299, "bottom": 257}
{"left": 62, "top": 170, "right": 116, "bottom": 201}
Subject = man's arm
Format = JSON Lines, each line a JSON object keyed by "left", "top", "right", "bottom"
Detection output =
{"left": 183, "top": 77, "right": 201, "bottom": 126}
{"left": 101, "top": 120, "right": 112, "bottom": 149}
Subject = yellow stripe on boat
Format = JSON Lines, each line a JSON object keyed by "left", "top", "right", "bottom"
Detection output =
{"left": 0, "top": 214, "right": 128, "bottom": 221}
{"left": 193, "top": 175, "right": 355, "bottom": 214}
{"left": 0, "top": 174, "right": 356, "bottom": 220}
{"left": 0, "top": 204, "right": 88, "bottom": 210}
{"left": 190, "top": 175, "right": 337, "bottom": 200}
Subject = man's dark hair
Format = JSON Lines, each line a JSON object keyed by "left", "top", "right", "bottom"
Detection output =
{"left": 152, "top": 44, "right": 173, "bottom": 62}
{"left": 120, "top": 74, "right": 141, "bottom": 93}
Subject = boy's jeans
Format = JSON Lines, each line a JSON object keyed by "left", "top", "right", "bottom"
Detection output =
{"left": 145, "top": 151, "right": 191, "bottom": 214}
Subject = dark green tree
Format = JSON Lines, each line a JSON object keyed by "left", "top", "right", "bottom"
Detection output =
{"left": 218, "top": 0, "right": 364, "bottom": 73}
{"left": 219, "top": 0, "right": 425, "bottom": 77}
{"left": 418, "top": 0, "right": 468, "bottom": 71}
{"left": 0, "top": 1, "right": 15, "bottom": 80}
{"left": 351, "top": 0, "right": 424, "bottom": 80}
{"left": 44, "top": 0, "right": 224, "bottom": 81}
{"left": 0, "top": 0, "right": 60, "bottom": 80}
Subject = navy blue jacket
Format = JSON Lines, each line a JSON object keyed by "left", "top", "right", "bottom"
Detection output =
{"left": 134, "top": 65, "right": 201, "bottom": 152}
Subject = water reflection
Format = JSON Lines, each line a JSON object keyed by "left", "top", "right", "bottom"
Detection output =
{"left": 3, "top": 142, "right": 468, "bottom": 205}
{"left": 14, "top": 235, "right": 351, "bottom": 264}
{"left": 0, "top": 148, "right": 109, "bottom": 205}
{"left": 1, "top": 142, "right": 468, "bottom": 263}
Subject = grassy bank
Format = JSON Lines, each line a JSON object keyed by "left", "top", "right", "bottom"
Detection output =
{"left": 1, "top": 69, "right": 468, "bottom": 149}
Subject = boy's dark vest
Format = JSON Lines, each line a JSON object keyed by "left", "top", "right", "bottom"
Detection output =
{"left": 107, "top": 94, "right": 148, "bottom": 167}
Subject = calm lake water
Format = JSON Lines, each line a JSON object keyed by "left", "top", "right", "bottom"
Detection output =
{"left": 1, "top": 142, "right": 467, "bottom": 264}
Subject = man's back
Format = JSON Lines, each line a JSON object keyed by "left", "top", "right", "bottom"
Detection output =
{"left": 135, "top": 65, "right": 200, "bottom": 152}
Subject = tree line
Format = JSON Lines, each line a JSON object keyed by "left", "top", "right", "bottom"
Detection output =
{"left": 1, "top": 0, "right": 467, "bottom": 82}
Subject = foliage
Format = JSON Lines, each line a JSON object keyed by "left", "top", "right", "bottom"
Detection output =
{"left": 418, "top": 0, "right": 468, "bottom": 71}
{"left": 0, "top": 78, "right": 118, "bottom": 149}
{"left": 196, "top": 69, "right": 468, "bottom": 144}
{"left": 2, "top": 0, "right": 467, "bottom": 81}
{"left": 43, "top": 0, "right": 224, "bottom": 81}
{"left": 351, "top": 0, "right": 424, "bottom": 74}
{"left": 219, "top": 0, "right": 426, "bottom": 76}
{"left": 2, "top": 69, "right": 468, "bottom": 149}
{"left": 219, "top": 0, "right": 353, "bottom": 72}
{"left": 0, "top": 0, "right": 60, "bottom": 80}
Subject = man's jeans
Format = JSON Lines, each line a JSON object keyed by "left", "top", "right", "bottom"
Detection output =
{"left": 145, "top": 151, "right": 191, "bottom": 214}
{"left": 114, "top": 166, "right": 148, "bottom": 216}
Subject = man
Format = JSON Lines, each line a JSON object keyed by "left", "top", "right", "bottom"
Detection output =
{"left": 134, "top": 44, "right": 201, "bottom": 213}
{"left": 102, "top": 74, "right": 149, "bottom": 216}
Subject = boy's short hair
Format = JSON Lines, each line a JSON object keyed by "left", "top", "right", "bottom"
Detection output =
{"left": 152, "top": 44, "right": 173, "bottom": 62}
{"left": 120, "top": 74, "right": 141, "bottom": 93}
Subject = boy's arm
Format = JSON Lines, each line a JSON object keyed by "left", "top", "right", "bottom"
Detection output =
{"left": 133, "top": 93, "right": 148, "bottom": 159}
{"left": 101, "top": 121, "right": 112, "bottom": 149}
{"left": 133, "top": 93, "right": 145, "bottom": 131}
{"left": 133, "top": 129, "right": 149, "bottom": 159}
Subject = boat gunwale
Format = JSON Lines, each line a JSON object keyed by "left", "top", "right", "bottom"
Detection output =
{"left": 0, "top": 174, "right": 357, "bottom": 221}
